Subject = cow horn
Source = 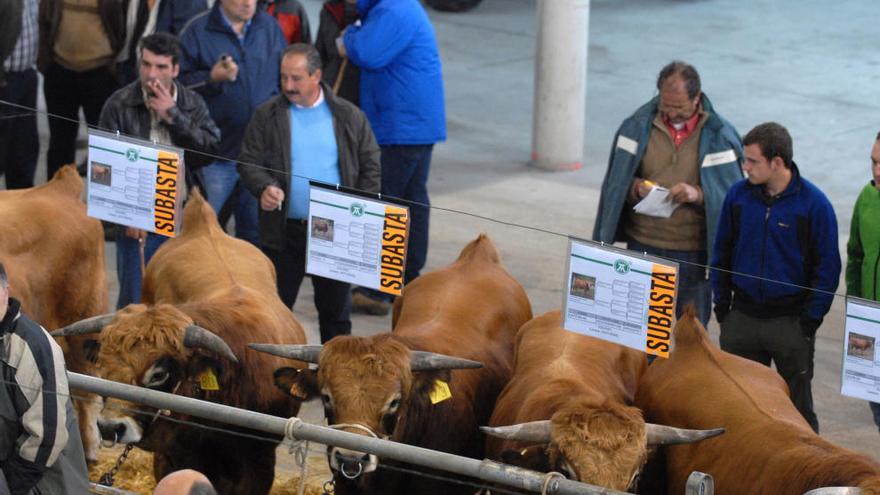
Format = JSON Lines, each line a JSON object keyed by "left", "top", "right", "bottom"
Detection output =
{"left": 183, "top": 325, "right": 239, "bottom": 363}
{"left": 803, "top": 488, "right": 861, "bottom": 495}
{"left": 410, "top": 351, "right": 483, "bottom": 371}
{"left": 479, "top": 420, "right": 552, "bottom": 444}
{"left": 645, "top": 424, "right": 725, "bottom": 445}
{"left": 248, "top": 344, "right": 323, "bottom": 364}
{"left": 50, "top": 313, "right": 117, "bottom": 337}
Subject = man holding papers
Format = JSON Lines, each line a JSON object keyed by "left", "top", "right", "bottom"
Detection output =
{"left": 593, "top": 61, "right": 743, "bottom": 326}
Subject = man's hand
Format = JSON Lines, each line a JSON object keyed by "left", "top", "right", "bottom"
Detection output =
{"left": 209, "top": 55, "right": 239, "bottom": 84}
{"left": 125, "top": 227, "right": 148, "bottom": 240}
{"left": 261, "top": 185, "right": 285, "bottom": 211}
{"left": 668, "top": 182, "right": 702, "bottom": 204}
{"left": 146, "top": 80, "right": 175, "bottom": 123}
{"left": 632, "top": 178, "right": 656, "bottom": 200}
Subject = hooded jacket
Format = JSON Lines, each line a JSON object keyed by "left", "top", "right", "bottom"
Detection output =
{"left": 342, "top": 0, "right": 445, "bottom": 145}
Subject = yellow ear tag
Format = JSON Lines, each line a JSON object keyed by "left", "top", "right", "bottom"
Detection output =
{"left": 429, "top": 379, "right": 452, "bottom": 404}
{"left": 199, "top": 369, "right": 220, "bottom": 391}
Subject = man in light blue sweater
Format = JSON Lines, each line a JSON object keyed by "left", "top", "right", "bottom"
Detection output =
{"left": 238, "top": 43, "right": 380, "bottom": 343}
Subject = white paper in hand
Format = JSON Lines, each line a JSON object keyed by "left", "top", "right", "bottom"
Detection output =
{"left": 633, "top": 186, "right": 679, "bottom": 218}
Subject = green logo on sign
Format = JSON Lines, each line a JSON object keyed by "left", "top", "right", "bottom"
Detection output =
{"left": 126, "top": 148, "right": 139, "bottom": 162}
{"left": 613, "top": 259, "right": 630, "bottom": 274}
{"left": 350, "top": 203, "right": 365, "bottom": 217}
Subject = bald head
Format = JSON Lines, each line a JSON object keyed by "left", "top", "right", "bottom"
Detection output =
{"left": 153, "top": 470, "right": 216, "bottom": 495}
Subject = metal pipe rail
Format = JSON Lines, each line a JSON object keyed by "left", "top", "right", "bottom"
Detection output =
{"left": 70, "top": 372, "right": 630, "bottom": 495}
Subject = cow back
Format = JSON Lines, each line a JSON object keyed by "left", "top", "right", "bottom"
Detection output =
{"left": 636, "top": 313, "right": 880, "bottom": 495}
{"left": 0, "top": 166, "right": 107, "bottom": 330}
{"left": 142, "top": 191, "right": 279, "bottom": 303}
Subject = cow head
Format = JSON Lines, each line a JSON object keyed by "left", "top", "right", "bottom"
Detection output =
{"left": 250, "top": 335, "right": 482, "bottom": 484}
{"left": 53, "top": 304, "right": 238, "bottom": 448}
{"left": 482, "top": 402, "right": 724, "bottom": 491}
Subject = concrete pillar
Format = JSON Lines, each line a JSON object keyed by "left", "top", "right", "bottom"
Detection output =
{"left": 531, "top": 0, "right": 590, "bottom": 171}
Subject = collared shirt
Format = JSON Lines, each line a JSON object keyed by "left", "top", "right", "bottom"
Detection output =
{"left": 142, "top": 82, "right": 179, "bottom": 145}
{"left": 293, "top": 86, "right": 325, "bottom": 109}
{"left": 663, "top": 109, "right": 701, "bottom": 149}
{"left": 219, "top": 7, "right": 252, "bottom": 44}
{"left": 4, "top": 0, "right": 39, "bottom": 72}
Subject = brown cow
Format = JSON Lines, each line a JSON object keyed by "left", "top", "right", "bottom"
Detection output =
{"left": 482, "top": 309, "right": 722, "bottom": 491}
{"left": 0, "top": 165, "right": 107, "bottom": 462}
{"left": 253, "top": 234, "right": 532, "bottom": 494}
{"left": 636, "top": 308, "right": 880, "bottom": 495}
{"left": 55, "top": 191, "right": 307, "bottom": 494}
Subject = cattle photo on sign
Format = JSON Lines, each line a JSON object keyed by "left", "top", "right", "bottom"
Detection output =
{"left": 54, "top": 190, "right": 308, "bottom": 494}
{"left": 481, "top": 309, "right": 723, "bottom": 492}
{"left": 636, "top": 307, "right": 880, "bottom": 495}
{"left": 0, "top": 165, "right": 108, "bottom": 463}
{"left": 252, "top": 234, "right": 533, "bottom": 494}
{"left": 847, "top": 332, "right": 876, "bottom": 361}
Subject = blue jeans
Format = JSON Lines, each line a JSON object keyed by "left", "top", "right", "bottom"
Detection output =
{"left": 116, "top": 228, "right": 168, "bottom": 309}
{"left": 627, "top": 238, "right": 711, "bottom": 328}
{"left": 356, "top": 144, "right": 433, "bottom": 302}
{"left": 199, "top": 160, "right": 260, "bottom": 246}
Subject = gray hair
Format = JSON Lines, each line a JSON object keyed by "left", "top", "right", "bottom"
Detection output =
{"left": 656, "top": 61, "right": 701, "bottom": 100}
{"left": 0, "top": 262, "right": 7, "bottom": 287}
{"left": 281, "top": 43, "right": 322, "bottom": 75}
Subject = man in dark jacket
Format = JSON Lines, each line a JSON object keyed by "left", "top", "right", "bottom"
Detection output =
{"left": 99, "top": 32, "right": 220, "bottom": 309}
{"left": 711, "top": 122, "right": 841, "bottom": 433}
{"left": 238, "top": 43, "right": 380, "bottom": 343}
{"left": 0, "top": 262, "right": 90, "bottom": 495}
{"left": 179, "top": 0, "right": 287, "bottom": 247}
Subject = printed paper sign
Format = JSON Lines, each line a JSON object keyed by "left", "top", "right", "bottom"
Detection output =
{"left": 86, "top": 130, "right": 184, "bottom": 237}
{"left": 562, "top": 238, "right": 679, "bottom": 358}
{"left": 306, "top": 184, "right": 409, "bottom": 295}
{"left": 841, "top": 298, "right": 880, "bottom": 402}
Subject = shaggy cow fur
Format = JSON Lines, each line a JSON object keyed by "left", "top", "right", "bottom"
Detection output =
{"left": 485, "top": 310, "right": 649, "bottom": 491}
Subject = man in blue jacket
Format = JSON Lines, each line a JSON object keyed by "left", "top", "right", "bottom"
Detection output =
{"left": 178, "top": 0, "right": 286, "bottom": 246}
{"left": 711, "top": 122, "right": 841, "bottom": 433}
{"left": 593, "top": 61, "right": 743, "bottom": 327}
{"left": 339, "top": 0, "right": 446, "bottom": 315}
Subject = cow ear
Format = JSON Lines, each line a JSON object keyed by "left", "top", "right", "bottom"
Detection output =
{"left": 82, "top": 339, "right": 101, "bottom": 364}
{"left": 274, "top": 367, "right": 319, "bottom": 400}
{"left": 411, "top": 369, "right": 452, "bottom": 399}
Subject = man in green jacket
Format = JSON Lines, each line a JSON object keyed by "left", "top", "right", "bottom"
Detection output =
{"left": 238, "top": 43, "right": 380, "bottom": 343}
{"left": 846, "top": 131, "right": 880, "bottom": 431}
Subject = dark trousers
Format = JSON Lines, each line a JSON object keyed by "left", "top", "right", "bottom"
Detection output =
{"left": 264, "top": 220, "right": 351, "bottom": 343}
{"left": 0, "top": 68, "right": 39, "bottom": 189}
{"left": 720, "top": 309, "right": 819, "bottom": 432}
{"left": 355, "top": 144, "right": 433, "bottom": 303}
{"left": 43, "top": 62, "right": 119, "bottom": 178}
{"left": 627, "top": 238, "right": 711, "bottom": 328}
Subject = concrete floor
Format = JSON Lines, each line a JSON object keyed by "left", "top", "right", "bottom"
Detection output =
{"left": 6, "top": 0, "right": 878, "bottom": 490}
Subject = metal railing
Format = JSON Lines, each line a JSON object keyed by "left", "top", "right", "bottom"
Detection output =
{"left": 70, "top": 372, "right": 631, "bottom": 495}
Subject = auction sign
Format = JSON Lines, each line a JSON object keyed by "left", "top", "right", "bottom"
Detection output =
{"left": 86, "top": 130, "right": 184, "bottom": 237}
{"left": 841, "top": 297, "right": 880, "bottom": 403}
{"left": 562, "top": 238, "right": 679, "bottom": 358}
{"left": 306, "top": 183, "right": 409, "bottom": 296}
